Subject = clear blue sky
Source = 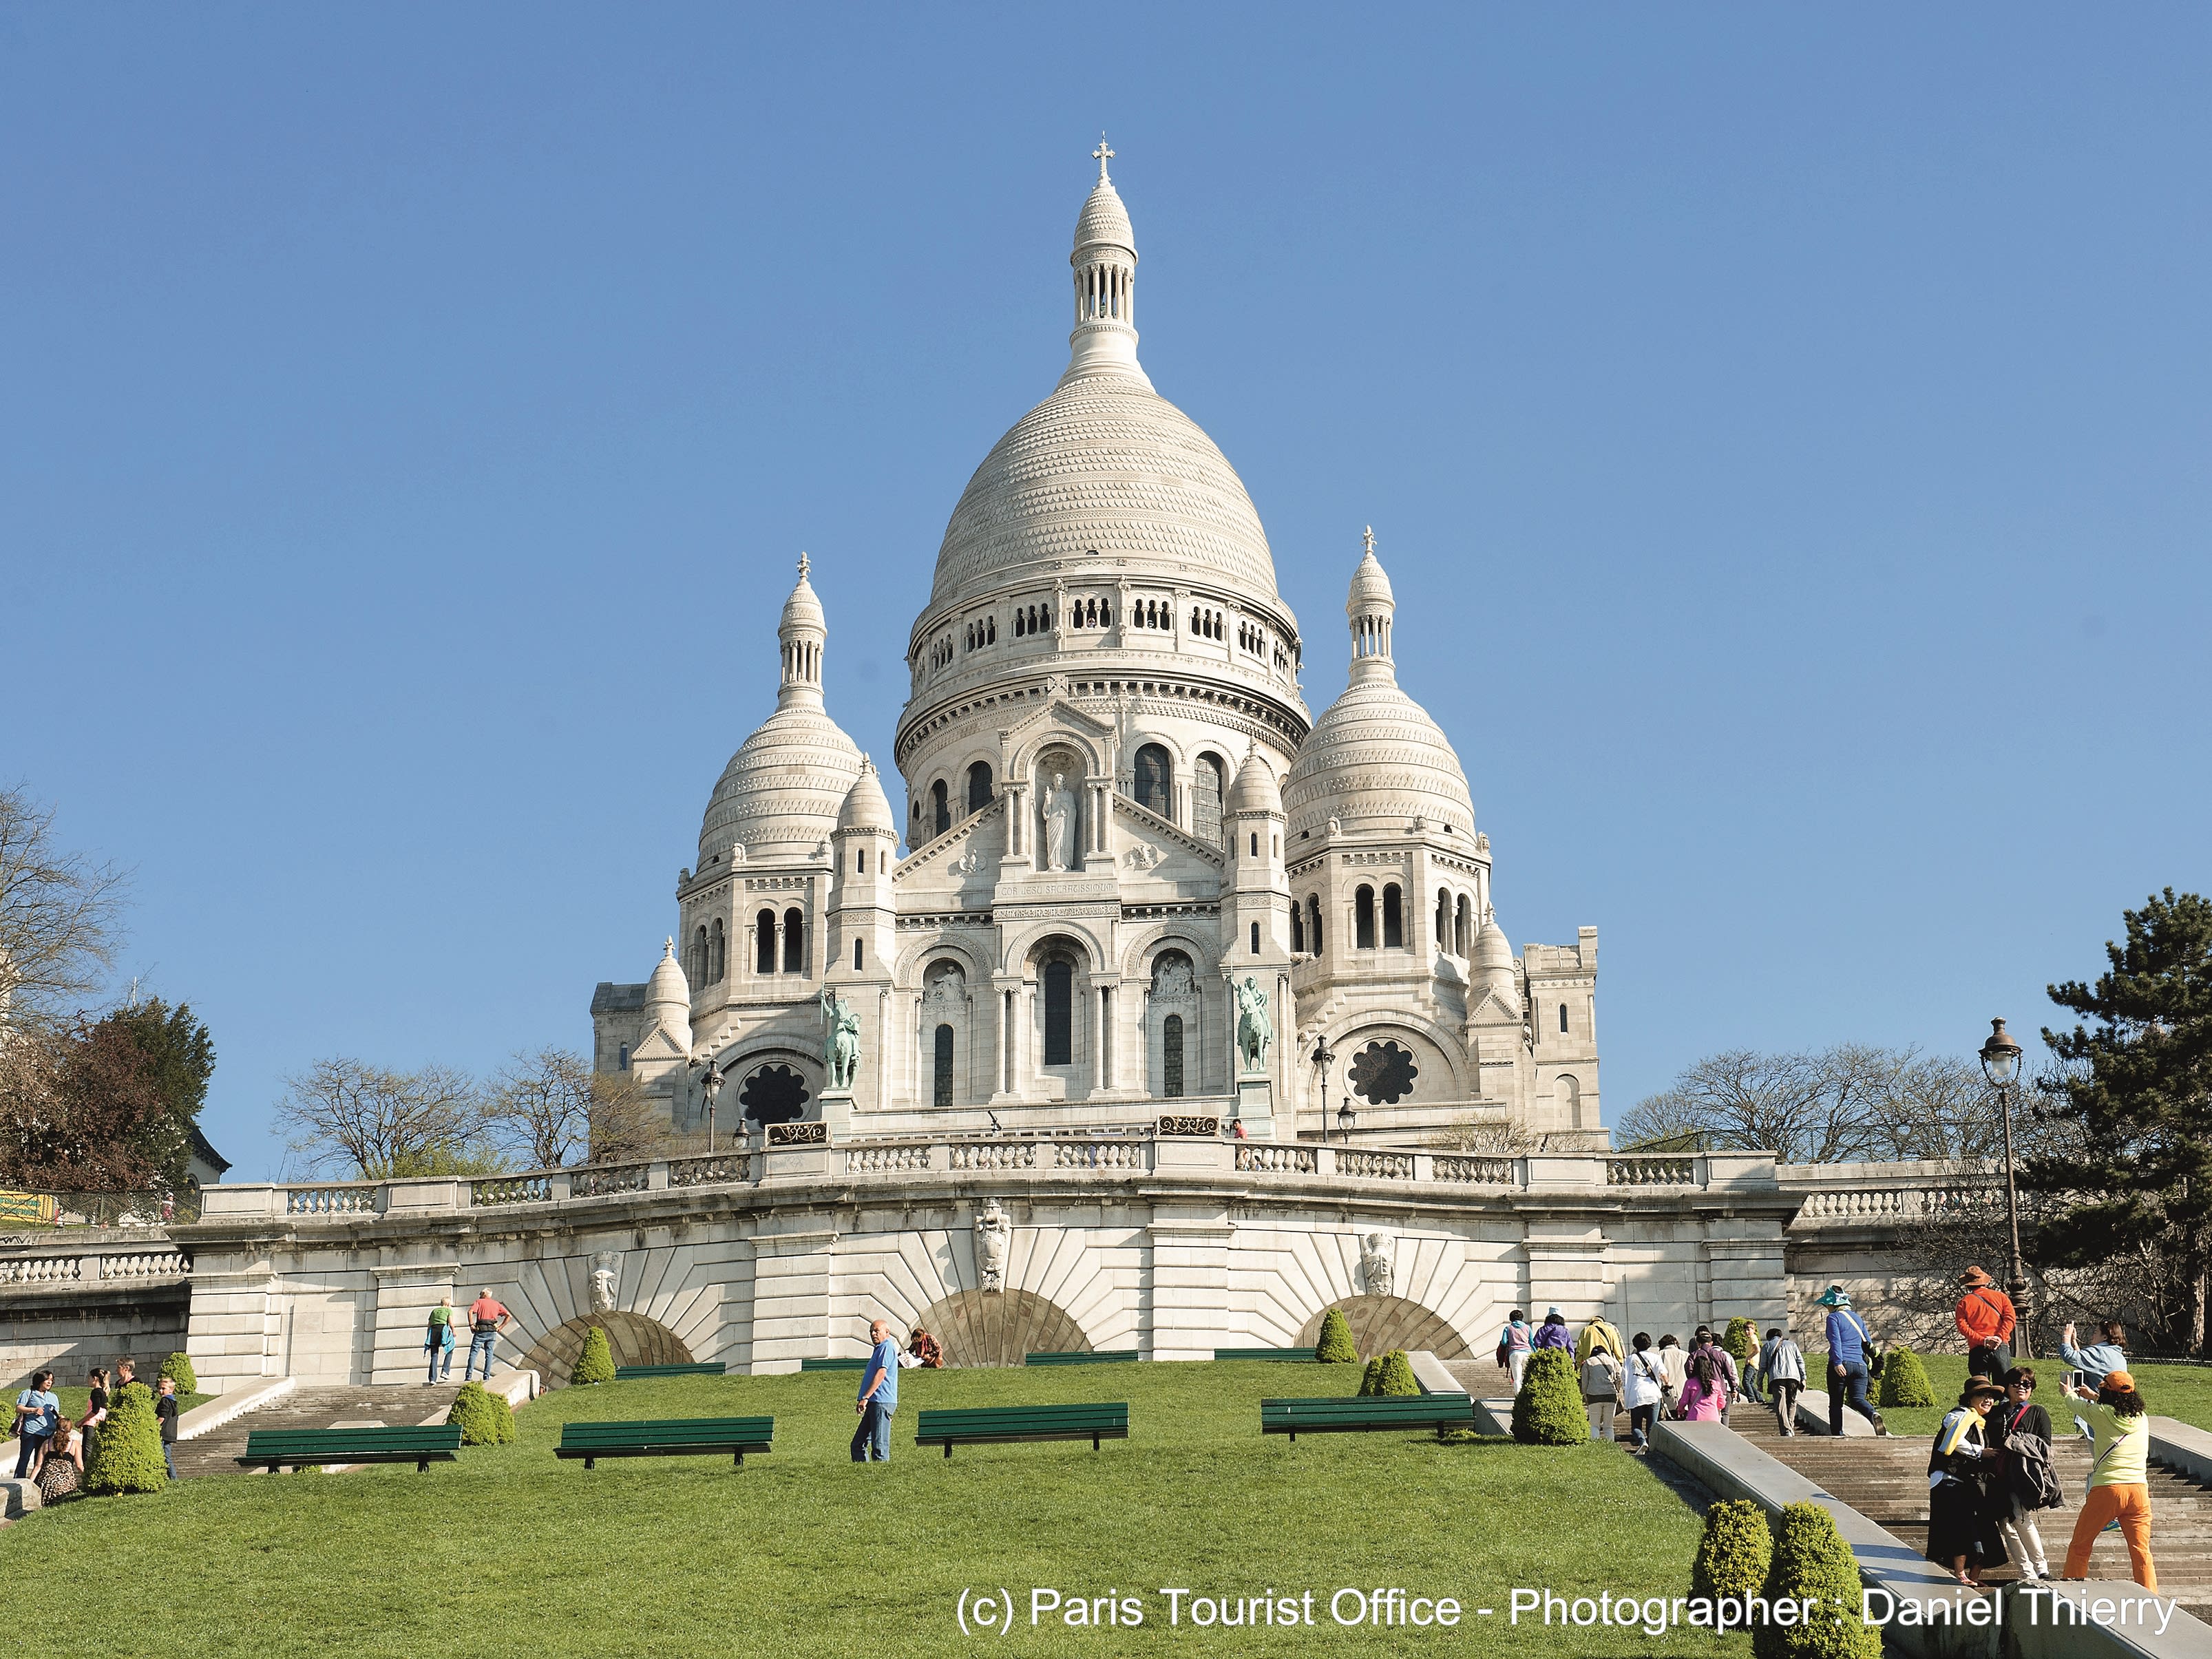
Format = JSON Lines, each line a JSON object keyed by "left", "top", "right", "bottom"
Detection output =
{"left": 6, "top": 6, "right": 2207, "bottom": 1178}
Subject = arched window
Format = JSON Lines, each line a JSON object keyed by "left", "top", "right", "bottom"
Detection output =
{"left": 931, "top": 779, "right": 950, "bottom": 838}
{"left": 710, "top": 918, "right": 726, "bottom": 982}
{"left": 693, "top": 925, "right": 709, "bottom": 984}
{"left": 1015, "top": 609, "right": 1026, "bottom": 637}
{"left": 756, "top": 909, "right": 777, "bottom": 973}
{"left": 782, "top": 907, "right": 805, "bottom": 973}
{"left": 1307, "top": 896, "right": 1323, "bottom": 954}
{"left": 1250, "top": 920, "right": 1261, "bottom": 955}
{"left": 1435, "top": 891, "right": 1450, "bottom": 948}
{"left": 1042, "top": 959, "right": 1074, "bottom": 1066}
{"left": 1162, "top": 1013, "right": 1184, "bottom": 1099}
{"left": 933, "top": 1024, "right": 954, "bottom": 1109}
{"left": 1355, "top": 886, "right": 1376, "bottom": 949}
{"left": 1382, "top": 885, "right": 1404, "bottom": 948}
{"left": 967, "top": 761, "right": 993, "bottom": 812}
{"left": 1555, "top": 1073, "right": 1581, "bottom": 1117}
{"left": 853, "top": 939, "right": 863, "bottom": 970}
{"left": 1134, "top": 743, "right": 1172, "bottom": 818}
{"left": 986, "top": 617, "right": 996, "bottom": 644}
{"left": 1559, "top": 1001, "right": 1570, "bottom": 1034}
{"left": 1194, "top": 752, "right": 1226, "bottom": 845}
{"left": 617, "top": 1043, "right": 629, "bottom": 1071}
{"left": 1291, "top": 900, "right": 1305, "bottom": 953}
{"left": 1249, "top": 831, "right": 1258, "bottom": 857}
{"left": 1455, "top": 895, "right": 1472, "bottom": 957}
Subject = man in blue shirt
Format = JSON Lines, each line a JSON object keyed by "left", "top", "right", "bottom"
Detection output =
{"left": 1816, "top": 1285, "right": 1887, "bottom": 1437}
{"left": 852, "top": 1318, "right": 900, "bottom": 1463}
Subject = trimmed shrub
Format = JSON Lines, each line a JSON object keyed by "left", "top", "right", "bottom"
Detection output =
{"left": 85, "top": 1381, "right": 167, "bottom": 1496}
{"left": 1752, "top": 1501, "right": 1879, "bottom": 1659}
{"left": 1314, "top": 1307, "right": 1359, "bottom": 1365}
{"left": 1356, "top": 1357, "right": 1384, "bottom": 1396}
{"left": 571, "top": 1326, "right": 616, "bottom": 1386}
{"left": 158, "top": 1351, "right": 198, "bottom": 1395}
{"left": 1692, "top": 1499, "right": 1773, "bottom": 1605}
{"left": 1876, "top": 1346, "right": 1934, "bottom": 1408}
{"left": 1511, "top": 1349, "right": 1586, "bottom": 1445}
{"left": 1723, "top": 1318, "right": 1758, "bottom": 1370}
{"left": 447, "top": 1381, "right": 516, "bottom": 1446}
{"left": 1374, "top": 1350, "right": 1420, "bottom": 1397}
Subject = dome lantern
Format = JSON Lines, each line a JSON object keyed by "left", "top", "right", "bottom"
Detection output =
{"left": 778, "top": 553, "right": 829, "bottom": 710}
{"left": 1066, "top": 137, "right": 1148, "bottom": 385}
{"left": 1347, "top": 526, "right": 1397, "bottom": 685}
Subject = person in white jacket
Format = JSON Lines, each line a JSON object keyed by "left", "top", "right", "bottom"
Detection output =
{"left": 1621, "top": 1332, "right": 1667, "bottom": 1452}
{"left": 1759, "top": 1327, "right": 1808, "bottom": 1437}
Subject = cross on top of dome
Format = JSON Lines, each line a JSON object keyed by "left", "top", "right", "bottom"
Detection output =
{"left": 797, "top": 551, "right": 810, "bottom": 579}
{"left": 1362, "top": 525, "right": 1376, "bottom": 556}
{"left": 1093, "top": 136, "right": 1114, "bottom": 181}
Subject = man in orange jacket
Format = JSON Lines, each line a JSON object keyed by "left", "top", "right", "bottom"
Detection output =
{"left": 1955, "top": 1265, "right": 2016, "bottom": 1380}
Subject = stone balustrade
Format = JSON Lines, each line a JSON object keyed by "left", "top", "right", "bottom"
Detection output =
{"left": 0, "top": 1243, "right": 191, "bottom": 1285}
{"left": 1778, "top": 1158, "right": 2002, "bottom": 1229}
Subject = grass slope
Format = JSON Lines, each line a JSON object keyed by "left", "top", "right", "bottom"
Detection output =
{"left": 12, "top": 1362, "right": 1748, "bottom": 1658}
{"left": 1811, "top": 1351, "right": 2212, "bottom": 1439}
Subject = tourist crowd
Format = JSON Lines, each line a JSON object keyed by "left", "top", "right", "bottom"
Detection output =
{"left": 11, "top": 1356, "right": 181, "bottom": 1502}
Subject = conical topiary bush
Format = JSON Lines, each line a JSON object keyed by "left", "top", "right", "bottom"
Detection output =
{"left": 85, "top": 1381, "right": 167, "bottom": 1495}
{"left": 571, "top": 1325, "right": 616, "bottom": 1386}
{"left": 1356, "top": 1357, "right": 1384, "bottom": 1396}
{"left": 158, "top": 1351, "right": 198, "bottom": 1395}
{"left": 1692, "top": 1499, "right": 1773, "bottom": 1605}
{"left": 1374, "top": 1350, "right": 1420, "bottom": 1397}
{"left": 447, "top": 1381, "right": 517, "bottom": 1446}
{"left": 1315, "top": 1306, "right": 1359, "bottom": 1365}
{"left": 1511, "top": 1348, "right": 1586, "bottom": 1445}
{"left": 1723, "top": 1318, "right": 1758, "bottom": 1373}
{"left": 1752, "top": 1501, "right": 1879, "bottom": 1659}
{"left": 1877, "top": 1346, "right": 1934, "bottom": 1408}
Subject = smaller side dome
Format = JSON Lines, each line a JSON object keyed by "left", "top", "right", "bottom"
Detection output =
{"left": 1473, "top": 916, "right": 1516, "bottom": 986}
{"left": 1226, "top": 746, "right": 1283, "bottom": 817}
{"left": 836, "top": 757, "right": 897, "bottom": 834}
{"left": 644, "top": 938, "right": 694, "bottom": 1049}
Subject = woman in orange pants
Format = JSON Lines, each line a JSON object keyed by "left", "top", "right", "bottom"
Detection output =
{"left": 2058, "top": 1369, "right": 2156, "bottom": 1591}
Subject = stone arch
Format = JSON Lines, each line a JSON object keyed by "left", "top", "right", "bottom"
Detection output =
{"left": 912, "top": 1287, "right": 1093, "bottom": 1369}
{"left": 1296, "top": 1295, "right": 1471, "bottom": 1360}
{"left": 520, "top": 1311, "right": 692, "bottom": 1388}
{"left": 1005, "top": 722, "right": 1106, "bottom": 785}
{"left": 894, "top": 929, "right": 992, "bottom": 989}
{"left": 1320, "top": 1013, "right": 1471, "bottom": 1099}
{"left": 1117, "top": 920, "right": 1218, "bottom": 983}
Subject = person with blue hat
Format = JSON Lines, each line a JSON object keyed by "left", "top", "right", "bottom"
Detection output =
{"left": 1817, "top": 1285, "right": 1887, "bottom": 1437}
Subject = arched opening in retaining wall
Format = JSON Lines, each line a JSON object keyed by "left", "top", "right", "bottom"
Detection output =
{"left": 911, "top": 1288, "right": 1091, "bottom": 1369}
{"left": 520, "top": 1311, "right": 692, "bottom": 1388}
{"left": 1296, "top": 1295, "right": 1471, "bottom": 1360}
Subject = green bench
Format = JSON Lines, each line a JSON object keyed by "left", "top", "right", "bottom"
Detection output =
{"left": 1025, "top": 1349, "right": 1141, "bottom": 1366}
{"left": 1259, "top": 1393, "right": 1478, "bottom": 1442}
{"left": 612, "top": 1362, "right": 728, "bottom": 1379}
{"left": 556, "top": 1415, "right": 775, "bottom": 1470}
{"left": 798, "top": 1357, "right": 868, "bottom": 1372}
{"left": 1213, "top": 1346, "right": 1319, "bottom": 1362}
{"left": 915, "top": 1402, "right": 1130, "bottom": 1459}
{"left": 238, "top": 1424, "right": 464, "bottom": 1474}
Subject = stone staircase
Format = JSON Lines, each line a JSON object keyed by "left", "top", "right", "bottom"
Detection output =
{"left": 173, "top": 1382, "right": 470, "bottom": 1479}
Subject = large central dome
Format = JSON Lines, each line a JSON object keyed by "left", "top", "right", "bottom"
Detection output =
{"left": 925, "top": 157, "right": 1283, "bottom": 617}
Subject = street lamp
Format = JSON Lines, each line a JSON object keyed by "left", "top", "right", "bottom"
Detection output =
{"left": 1979, "top": 1016, "right": 2031, "bottom": 1357}
{"left": 1336, "top": 1095, "right": 1358, "bottom": 1144}
{"left": 1310, "top": 1037, "right": 1335, "bottom": 1136}
{"left": 702, "top": 1060, "right": 726, "bottom": 1152}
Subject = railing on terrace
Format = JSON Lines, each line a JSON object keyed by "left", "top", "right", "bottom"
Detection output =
{"left": 0, "top": 1241, "right": 192, "bottom": 1285}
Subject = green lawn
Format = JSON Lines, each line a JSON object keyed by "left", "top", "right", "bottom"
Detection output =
{"left": 12, "top": 1361, "right": 1750, "bottom": 1658}
{"left": 1810, "top": 1349, "right": 2212, "bottom": 1439}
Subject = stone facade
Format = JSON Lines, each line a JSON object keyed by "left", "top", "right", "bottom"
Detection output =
{"left": 591, "top": 154, "right": 1601, "bottom": 1151}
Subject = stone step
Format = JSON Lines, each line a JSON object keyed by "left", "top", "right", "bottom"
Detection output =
{"left": 172, "top": 1383, "right": 470, "bottom": 1478}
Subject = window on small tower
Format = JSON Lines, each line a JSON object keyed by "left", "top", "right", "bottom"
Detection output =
{"left": 1382, "top": 885, "right": 1404, "bottom": 948}
{"left": 782, "top": 907, "right": 804, "bottom": 973}
{"left": 1355, "top": 886, "right": 1376, "bottom": 949}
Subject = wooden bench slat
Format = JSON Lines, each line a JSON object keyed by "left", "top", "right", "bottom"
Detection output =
{"left": 238, "top": 1424, "right": 464, "bottom": 1472}
{"left": 1024, "top": 1349, "right": 1141, "bottom": 1366}
{"left": 613, "top": 1362, "right": 728, "bottom": 1377}
{"left": 555, "top": 1413, "right": 775, "bottom": 1470}
{"left": 1212, "top": 1347, "right": 1320, "bottom": 1361}
{"left": 797, "top": 1357, "right": 869, "bottom": 1371}
{"left": 1258, "top": 1393, "right": 1476, "bottom": 1440}
{"left": 914, "top": 1401, "right": 1128, "bottom": 1458}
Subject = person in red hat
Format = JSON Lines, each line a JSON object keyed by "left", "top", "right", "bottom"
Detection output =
{"left": 1955, "top": 1266, "right": 2016, "bottom": 1381}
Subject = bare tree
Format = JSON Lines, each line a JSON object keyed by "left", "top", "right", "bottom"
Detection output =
{"left": 273, "top": 1058, "right": 498, "bottom": 1179}
{"left": 1615, "top": 1044, "right": 2008, "bottom": 1163}
{"left": 0, "top": 785, "right": 128, "bottom": 1042}
{"left": 1430, "top": 1114, "right": 1544, "bottom": 1155}
{"left": 483, "top": 1047, "right": 595, "bottom": 1170}
{"left": 587, "top": 1067, "right": 672, "bottom": 1165}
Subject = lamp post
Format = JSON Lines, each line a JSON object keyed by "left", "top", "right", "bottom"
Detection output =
{"left": 1979, "top": 1016, "right": 2031, "bottom": 1357}
{"left": 1309, "top": 1036, "right": 1334, "bottom": 1139}
{"left": 702, "top": 1059, "right": 726, "bottom": 1152}
{"left": 1337, "top": 1095, "right": 1358, "bottom": 1145}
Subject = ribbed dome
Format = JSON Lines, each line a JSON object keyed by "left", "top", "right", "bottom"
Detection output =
{"left": 699, "top": 705, "right": 863, "bottom": 864}
{"left": 781, "top": 567, "right": 826, "bottom": 634}
{"left": 1283, "top": 679, "right": 1476, "bottom": 841}
{"left": 646, "top": 937, "right": 690, "bottom": 1007}
{"left": 928, "top": 372, "right": 1281, "bottom": 611}
{"left": 1347, "top": 546, "right": 1395, "bottom": 613}
{"left": 1227, "top": 747, "right": 1282, "bottom": 817}
{"left": 1074, "top": 178, "right": 1135, "bottom": 253}
{"left": 836, "top": 758, "right": 896, "bottom": 834}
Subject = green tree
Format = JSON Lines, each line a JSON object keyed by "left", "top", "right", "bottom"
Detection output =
{"left": 1510, "top": 1349, "right": 1586, "bottom": 1445}
{"left": 104, "top": 998, "right": 214, "bottom": 1190}
{"left": 1877, "top": 1347, "right": 1934, "bottom": 1408}
{"left": 1314, "top": 1306, "right": 1358, "bottom": 1364}
{"left": 157, "top": 1351, "right": 198, "bottom": 1394}
{"left": 1373, "top": 1350, "right": 1420, "bottom": 1397}
{"left": 1356, "top": 1357, "right": 1383, "bottom": 1396}
{"left": 2026, "top": 889, "right": 2212, "bottom": 1353}
{"left": 1752, "top": 1502, "right": 1877, "bottom": 1658}
{"left": 1723, "top": 1318, "right": 1758, "bottom": 1373}
{"left": 85, "top": 1380, "right": 167, "bottom": 1495}
{"left": 571, "top": 1326, "right": 615, "bottom": 1386}
{"left": 1692, "top": 1499, "right": 1772, "bottom": 1605}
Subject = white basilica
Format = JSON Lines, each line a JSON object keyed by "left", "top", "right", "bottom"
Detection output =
{"left": 592, "top": 151, "right": 1603, "bottom": 1151}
